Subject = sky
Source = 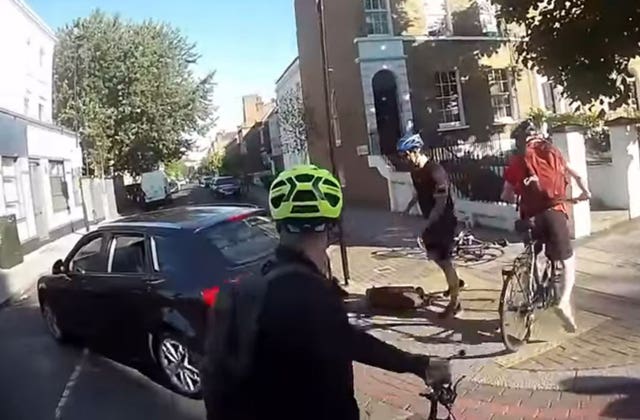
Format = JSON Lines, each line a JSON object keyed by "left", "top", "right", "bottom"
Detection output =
{"left": 28, "top": 0, "right": 299, "bottom": 141}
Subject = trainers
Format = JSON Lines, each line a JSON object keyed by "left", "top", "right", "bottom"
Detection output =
{"left": 554, "top": 302, "right": 577, "bottom": 333}
{"left": 438, "top": 301, "right": 462, "bottom": 319}
{"left": 443, "top": 279, "right": 466, "bottom": 298}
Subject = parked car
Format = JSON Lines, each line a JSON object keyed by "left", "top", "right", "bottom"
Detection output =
{"left": 37, "top": 204, "right": 276, "bottom": 398}
{"left": 201, "top": 175, "right": 215, "bottom": 188}
{"left": 211, "top": 176, "right": 241, "bottom": 198}
{"left": 124, "top": 183, "right": 145, "bottom": 208}
{"left": 141, "top": 170, "right": 171, "bottom": 209}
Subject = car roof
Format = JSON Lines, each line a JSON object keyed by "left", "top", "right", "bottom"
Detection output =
{"left": 99, "top": 205, "right": 262, "bottom": 232}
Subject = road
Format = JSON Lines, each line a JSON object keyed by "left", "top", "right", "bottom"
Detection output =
{"left": 0, "top": 185, "right": 244, "bottom": 420}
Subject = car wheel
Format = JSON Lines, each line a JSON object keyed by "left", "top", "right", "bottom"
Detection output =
{"left": 155, "top": 332, "right": 202, "bottom": 398}
{"left": 41, "top": 302, "right": 68, "bottom": 343}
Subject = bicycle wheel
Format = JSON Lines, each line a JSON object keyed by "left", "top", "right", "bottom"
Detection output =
{"left": 455, "top": 243, "right": 505, "bottom": 266}
{"left": 499, "top": 267, "right": 533, "bottom": 352}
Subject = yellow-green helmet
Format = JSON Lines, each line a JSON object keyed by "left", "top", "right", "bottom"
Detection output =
{"left": 269, "top": 164, "right": 343, "bottom": 229}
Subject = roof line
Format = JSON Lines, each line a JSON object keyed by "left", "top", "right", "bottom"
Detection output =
{"left": 11, "top": 0, "right": 57, "bottom": 41}
{"left": 0, "top": 107, "right": 77, "bottom": 136}
{"left": 275, "top": 56, "right": 299, "bottom": 86}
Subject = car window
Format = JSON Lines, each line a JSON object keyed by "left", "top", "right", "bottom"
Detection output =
{"left": 70, "top": 236, "right": 105, "bottom": 274}
{"left": 203, "top": 215, "right": 278, "bottom": 265}
{"left": 108, "top": 234, "right": 147, "bottom": 274}
{"left": 151, "top": 236, "right": 183, "bottom": 274}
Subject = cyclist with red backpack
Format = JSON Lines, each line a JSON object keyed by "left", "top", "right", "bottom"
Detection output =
{"left": 501, "top": 120, "right": 591, "bottom": 333}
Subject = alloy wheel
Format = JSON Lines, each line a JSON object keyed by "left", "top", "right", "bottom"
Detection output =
{"left": 43, "top": 304, "right": 63, "bottom": 340}
{"left": 158, "top": 338, "right": 201, "bottom": 395}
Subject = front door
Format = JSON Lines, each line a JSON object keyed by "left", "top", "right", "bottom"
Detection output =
{"left": 29, "top": 160, "right": 49, "bottom": 240}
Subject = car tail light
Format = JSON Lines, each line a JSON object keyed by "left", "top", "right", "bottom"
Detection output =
{"left": 226, "top": 212, "right": 251, "bottom": 223}
{"left": 201, "top": 286, "right": 220, "bottom": 307}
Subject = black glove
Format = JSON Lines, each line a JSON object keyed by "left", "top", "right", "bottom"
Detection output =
{"left": 424, "top": 357, "right": 452, "bottom": 387}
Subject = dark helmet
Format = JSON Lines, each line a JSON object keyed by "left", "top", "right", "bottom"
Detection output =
{"left": 511, "top": 119, "right": 538, "bottom": 154}
{"left": 511, "top": 119, "right": 537, "bottom": 142}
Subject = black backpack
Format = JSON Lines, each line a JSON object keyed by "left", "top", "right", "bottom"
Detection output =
{"left": 201, "top": 261, "right": 315, "bottom": 417}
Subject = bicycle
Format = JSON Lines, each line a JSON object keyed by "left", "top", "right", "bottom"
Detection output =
{"left": 421, "top": 350, "right": 466, "bottom": 420}
{"left": 498, "top": 198, "right": 585, "bottom": 352}
{"left": 417, "top": 228, "right": 507, "bottom": 266}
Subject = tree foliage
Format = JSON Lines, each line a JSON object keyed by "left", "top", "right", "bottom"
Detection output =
{"left": 494, "top": 0, "right": 640, "bottom": 109}
{"left": 165, "top": 160, "right": 188, "bottom": 180}
{"left": 199, "top": 149, "right": 226, "bottom": 174}
{"left": 54, "top": 11, "right": 216, "bottom": 176}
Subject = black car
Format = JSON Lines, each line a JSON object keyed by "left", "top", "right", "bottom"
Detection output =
{"left": 37, "top": 205, "right": 278, "bottom": 398}
{"left": 211, "top": 176, "right": 241, "bottom": 198}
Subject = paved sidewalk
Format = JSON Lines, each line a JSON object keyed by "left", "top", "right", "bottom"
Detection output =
{"left": 329, "top": 207, "right": 640, "bottom": 419}
{"left": 0, "top": 232, "right": 86, "bottom": 307}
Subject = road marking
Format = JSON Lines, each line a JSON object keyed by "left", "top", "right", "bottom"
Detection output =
{"left": 54, "top": 347, "right": 88, "bottom": 420}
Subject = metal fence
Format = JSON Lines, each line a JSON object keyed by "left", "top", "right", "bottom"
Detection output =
{"left": 425, "top": 145, "right": 513, "bottom": 204}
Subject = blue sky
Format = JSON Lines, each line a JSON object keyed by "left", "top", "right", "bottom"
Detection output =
{"left": 28, "top": 0, "right": 298, "bottom": 134}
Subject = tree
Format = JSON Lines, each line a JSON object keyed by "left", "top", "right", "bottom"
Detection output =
{"left": 199, "top": 149, "right": 225, "bottom": 174}
{"left": 494, "top": 1, "right": 640, "bottom": 109}
{"left": 165, "top": 160, "right": 188, "bottom": 180}
{"left": 54, "top": 11, "right": 216, "bottom": 176}
{"left": 277, "top": 88, "right": 309, "bottom": 156}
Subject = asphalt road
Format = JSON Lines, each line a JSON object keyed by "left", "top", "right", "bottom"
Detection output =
{"left": 0, "top": 185, "right": 249, "bottom": 420}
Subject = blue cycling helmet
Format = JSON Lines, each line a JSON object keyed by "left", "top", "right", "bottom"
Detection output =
{"left": 396, "top": 133, "right": 424, "bottom": 153}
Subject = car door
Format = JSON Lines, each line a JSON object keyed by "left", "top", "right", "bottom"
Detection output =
{"left": 50, "top": 232, "right": 109, "bottom": 336}
{"left": 88, "top": 231, "right": 152, "bottom": 354}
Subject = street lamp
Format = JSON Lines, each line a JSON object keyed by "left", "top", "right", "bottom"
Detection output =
{"left": 72, "top": 27, "right": 90, "bottom": 232}
{"left": 316, "top": 0, "right": 350, "bottom": 284}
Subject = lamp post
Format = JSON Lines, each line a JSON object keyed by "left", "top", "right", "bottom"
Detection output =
{"left": 317, "top": 0, "right": 350, "bottom": 284}
{"left": 72, "top": 28, "right": 90, "bottom": 232}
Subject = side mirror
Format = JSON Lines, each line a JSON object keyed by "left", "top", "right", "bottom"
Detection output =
{"left": 52, "top": 259, "right": 65, "bottom": 275}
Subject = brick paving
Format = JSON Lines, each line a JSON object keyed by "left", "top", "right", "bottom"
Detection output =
{"left": 332, "top": 207, "right": 640, "bottom": 419}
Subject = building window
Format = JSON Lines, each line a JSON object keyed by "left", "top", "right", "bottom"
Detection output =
{"left": 2, "top": 157, "right": 24, "bottom": 220}
{"left": 478, "top": 0, "right": 499, "bottom": 35}
{"left": 364, "top": 0, "right": 391, "bottom": 35}
{"left": 38, "top": 104, "right": 44, "bottom": 121}
{"left": 24, "top": 96, "right": 30, "bottom": 115}
{"left": 435, "top": 71, "right": 465, "bottom": 128}
{"left": 488, "top": 69, "right": 514, "bottom": 121}
{"left": 424, "top": 0, "right": 451, "bottom": 36}
{"left": 39, "top": 47, "right": 45, "bottom": 67}
{"left": 541, "top": 81, "right": 557, "bottom": 113}
{"left": 49, "top": 161, "right": 69, "bottom": 213}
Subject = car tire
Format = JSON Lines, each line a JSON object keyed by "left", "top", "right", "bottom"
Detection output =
{"left": 41, "top": 301, "right": 69, "bottom": 343}
{"left": 155, "top": 331, "right": 202, "bottom": 399}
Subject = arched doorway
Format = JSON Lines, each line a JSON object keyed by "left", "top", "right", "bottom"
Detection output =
{"left": 372, "top": 70, "right": 402, "bottom": 157}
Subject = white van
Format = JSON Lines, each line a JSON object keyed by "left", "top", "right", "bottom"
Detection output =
{"left": 141, "top": 170, "right": 170, "bottom": 208}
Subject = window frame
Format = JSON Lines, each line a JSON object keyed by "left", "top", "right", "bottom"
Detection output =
{"left": 364, "top": 0, "right": 393, "bottom": 36}
{"left": 488, "top": 68, "right": 517, "bottom": 123}
{"left": 65, "top": 232, "right": 108, "bottom": 275}
{"left": 48, "top": 160, "right": 69, "bottom": 213}
{"left": 424, "top": 0, "right": 452, "bottom": 37}
{"left": 434, "top": 70, "right": 466, "bottom": 129}
{"left": 106, "top": 232, "right": 150, "bottom": 276}
{"left": 2, "top": 157, "right": 26, "bottom": 221}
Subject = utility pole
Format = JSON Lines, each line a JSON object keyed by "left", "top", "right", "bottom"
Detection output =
{"left": 73, "top": 29, "right": 90, "bottom": 232}
{"left": 317, "top": 0, "right": 350, "bottom": 284}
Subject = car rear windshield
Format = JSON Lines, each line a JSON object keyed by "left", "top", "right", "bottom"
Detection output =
{"left": 214, "top": 177, "right": 236, "bottom": 185}
{"left": 202, "top": 214, "right": 278, "bottom": 265}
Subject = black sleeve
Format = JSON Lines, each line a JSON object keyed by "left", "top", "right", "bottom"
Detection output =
{"left": 430, "top": 163, "right": 450, "bottom": 195}
{"left": 350, "top": 325, "right": 429, "bottom": 377}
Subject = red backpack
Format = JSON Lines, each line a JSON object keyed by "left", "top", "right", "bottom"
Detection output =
{"left": 519, "top": 138, "right": 568, "bottom": 218}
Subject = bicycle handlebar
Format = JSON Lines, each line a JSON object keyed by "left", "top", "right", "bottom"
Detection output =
{"left": 421, "top": 350, "right": 466, "bottom": 420}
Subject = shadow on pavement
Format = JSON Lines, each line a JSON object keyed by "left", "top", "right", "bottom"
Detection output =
{"left": 345, "top": 293, "right": 507, "bottom": 352}
{"left": 560, "top": 376, "right": 640, "bottom": 419}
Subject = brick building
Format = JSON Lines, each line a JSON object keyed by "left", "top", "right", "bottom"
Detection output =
{"left": 294, "top": 0, "right": 552, "bottom": 209}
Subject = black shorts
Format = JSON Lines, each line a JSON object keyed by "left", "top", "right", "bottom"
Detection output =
{"left": 421, "top": 223, "right": 456, "bottom": 262}
{"left": 533, "top": 209, "right": 573, "bottom": 261}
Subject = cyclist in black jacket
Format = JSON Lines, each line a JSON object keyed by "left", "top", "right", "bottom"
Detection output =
{"left": 202, "top": 164, "right": 447, "bottom": 420}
